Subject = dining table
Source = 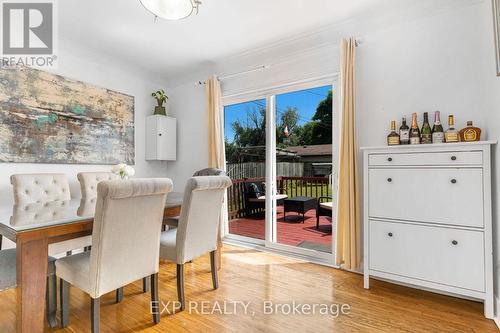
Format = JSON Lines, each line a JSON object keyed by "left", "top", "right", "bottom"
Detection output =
{"left": 0, "top": 190, "right": 201, "bottom": 333}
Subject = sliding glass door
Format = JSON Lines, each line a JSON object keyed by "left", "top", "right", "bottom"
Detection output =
{"left": 224, "top": 78, "right": 338, "bottom": 264}
{"left": 272, "top": 85, "right": 334, "bottom": 255}
{"left": 224, "top": 98, "right": 267, "bottom": 244}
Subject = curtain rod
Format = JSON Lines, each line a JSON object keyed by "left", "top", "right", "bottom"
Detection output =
{"left": 196, "top": 37, "right": 362, "bottom": 86}
{"left": 196, "top": 64, "right": 271, "bottom": 85}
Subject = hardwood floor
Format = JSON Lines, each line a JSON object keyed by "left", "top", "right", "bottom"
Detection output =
{"left": 0, "top": 245, "right": 496, "bottom": 332}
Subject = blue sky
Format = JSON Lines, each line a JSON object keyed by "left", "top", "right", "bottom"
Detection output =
{"left": 224, "top": 85, "right": 331, "bottom": 143}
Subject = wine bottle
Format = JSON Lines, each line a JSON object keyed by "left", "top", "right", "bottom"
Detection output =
{"left": 420, "top": 112, "right": 432, "bottom": 144}
{"left": 409, "top": 113, "right": 421, "bottom": 144}
{"left": 444, "top": 115, "right": 459, "bottom": 143}
{"left": 399, "top": 117, "right": 410, "bottom": 145}
{"left": 459, "top": 121, "right": 481, "bottom": 142}
{"left": 387, "top": 120, "right": 400, "bottom": 146}
{"left": 431, "top": 111, "right": 444, "bottom": 144}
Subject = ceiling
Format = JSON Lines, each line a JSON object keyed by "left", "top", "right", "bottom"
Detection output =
{"left": 58, "top": 0, "right": 480, "bottom": 83}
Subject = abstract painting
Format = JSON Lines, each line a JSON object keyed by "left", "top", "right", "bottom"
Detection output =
{"left": 0, "top": 66, "right": 134, "bottom": 164}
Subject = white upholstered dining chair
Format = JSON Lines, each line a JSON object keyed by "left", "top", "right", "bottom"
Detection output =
{"left": 164, "top": 168, "right": 227, "bottom": 229}
{"left": 77, "top": 172, "right": 118, "bottom": 200}
{"left": 10, "top": 173, "right": 92, "bottom": 256}
{"left": 56, "top": 178, "right": 173, "bottom": 333}
{"left": 159, "top": 176, "right": 232, "bottom": 311}
{"left": 77, "top": 171, "right": 150, "bottom": 293}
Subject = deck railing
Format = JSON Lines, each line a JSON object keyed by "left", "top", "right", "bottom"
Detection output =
{"left": 227, "top": 176, "right": 332, "bottom": 219}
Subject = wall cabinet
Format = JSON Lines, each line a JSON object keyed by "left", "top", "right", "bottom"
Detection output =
{"left": 362, "top": 141, "right": 496, "bottom": 319}
{"left": 146, "top": 115, "right": 176, "bottom": 161}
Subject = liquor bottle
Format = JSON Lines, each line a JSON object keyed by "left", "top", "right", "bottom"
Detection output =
{"left": 399, "top": 117, "right": 410, "bottom": 145}
{"left": 444, "top": 115, "right": 459, "bottom": 143}
{"left": 420, "top": 112, "right": 432, "bottom": 144}
{"left": 431, "top": 111, "right": 444, "bottom": 144}
{"left": 409, "top": 113, "right": 421, "bottom": 144}
{"left": 387, "top": 120, "right": 400, "bottom": 146}
{"left": 459, "top": 121, "right": 481, "bottom": 142}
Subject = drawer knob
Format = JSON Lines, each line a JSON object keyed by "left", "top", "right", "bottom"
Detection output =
{"left": 451, "top": 240, "right": 458, "bottom": 245}
{"left": 388, "top": 232, "right": 393, "bottom": 237}
{"left": 158, "top": 133, "right": 162, "bottom": 136}
{"left": 451, "top": 156, "right": 457, "bottom": 161}
{"left": 387, "top": 157, "right": 393, "bottom": 162}
{"left": 450, "top": 179, "right": 457, "bottom": 184}
{"left": 387, "top": 178, "right": 392, "bottom": 183}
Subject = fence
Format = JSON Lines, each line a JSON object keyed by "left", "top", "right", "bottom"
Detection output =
{"left": 227, "top": 162, "right": 304, "bottom": 179}
{"left": 227, "top": 176, "right": 332, "bottom": 220}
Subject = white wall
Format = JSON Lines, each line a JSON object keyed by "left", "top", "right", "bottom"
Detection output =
{"left": 167, "top": 0, "right": 500, "bottom": 314}
{"left": 164, "top": 82, "right": 207, "bottom": 189}
{"left": 1, "top": 40, "right": 169, "bottom": 248}
{"left": 355, "top": 0, "right": 500, "bottom": 307}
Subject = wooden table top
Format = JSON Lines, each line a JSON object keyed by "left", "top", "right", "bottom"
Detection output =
{"left": 0, "top": 192, "right": 184, "bottom": 239}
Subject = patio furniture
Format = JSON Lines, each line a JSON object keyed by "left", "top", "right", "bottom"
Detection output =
{"left": 243, "top": 181, "right": 287, "bottom": 216}
{"left": 283, "top": 196, "right": 317, "bottom": 223}
{"left": 317, "top": 196, "right": 333, "bottom": 228}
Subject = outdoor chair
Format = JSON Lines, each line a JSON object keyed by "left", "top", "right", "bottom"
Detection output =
{"left": 243, "top": 181, "right": 287, "bottom": 217}
{"left": 316, "top": 196, "right": 333, "bottom": 228}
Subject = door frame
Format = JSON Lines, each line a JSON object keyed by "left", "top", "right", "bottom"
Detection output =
{"left": 222, "top": 75, "right": 340, "bottom": 265}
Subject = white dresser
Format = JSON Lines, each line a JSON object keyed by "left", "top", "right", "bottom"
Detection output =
{"left": 362, "top": 141, "right": 496, "bottom": 318}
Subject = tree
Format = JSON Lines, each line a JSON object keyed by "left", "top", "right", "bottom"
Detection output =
{"left": 308, "top": 90, "right": 332, "bottom": 145}
{"left": 224, "top": 89, "right": 332, "bottom": 162}
{"left": 232, "top": 106, "right": 266, "bottom": 148}
{"left": 277, "top": 106, "right": 301, "bottom": 147}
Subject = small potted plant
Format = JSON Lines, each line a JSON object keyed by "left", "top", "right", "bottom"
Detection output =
{"left": 152, "top": 89, "right": 168, "bottom": 116}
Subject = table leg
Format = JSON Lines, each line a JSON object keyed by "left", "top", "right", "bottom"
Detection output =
{"left": 16, "top": 237, "right": 48, "bottom": 333}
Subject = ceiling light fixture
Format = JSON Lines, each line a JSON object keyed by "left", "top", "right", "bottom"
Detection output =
{"left": 139, "top": 0, "right": 201, "bottom": 21}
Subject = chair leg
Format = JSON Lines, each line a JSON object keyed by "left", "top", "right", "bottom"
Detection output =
{"left": 143, "top": 277, "right": 149, "bottom": 293}
{"left": 91, "top": 297, "right": 100, "bottom": 333}
{"left": 176, "top": 264, "right": 185, "bottom": 311}
{"left": 210, "top": 250, "right": 219, "bottom": 290}
{"left": 115, "top": 287, "right": 123, "bottom": 303}
{"left": 151, "top": 273, "right": 160, "bottom": 324}
{"left": 60, "top": 278, "right": 70, "bottom": 328}
{"left": 46, "top": 274, "right": 57, "bottom": 328}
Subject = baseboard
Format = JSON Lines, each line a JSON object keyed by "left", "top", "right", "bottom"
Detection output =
{"left": 495, "top": 296, "right": 500, "bottom": 329}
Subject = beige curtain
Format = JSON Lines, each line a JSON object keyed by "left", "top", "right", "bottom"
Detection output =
{"left": 206, "top": 75, "right": 225, "bottom": 169}
{"left": 336, "top": 38, "right": 361, "bottom": 270}
{"left": 206, "top": 75, "right": 226, "bottom": 268}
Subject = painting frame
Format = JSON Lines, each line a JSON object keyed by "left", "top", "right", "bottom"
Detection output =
{"left": 494, "top": 0, "right": 500, "bottom": 76}
{"left": 0, "top": 66, "right": 135, "bottom": 165}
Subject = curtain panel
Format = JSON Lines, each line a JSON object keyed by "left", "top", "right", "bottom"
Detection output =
{"left": 336, "top": 38, "right": 361, "bottom": 271}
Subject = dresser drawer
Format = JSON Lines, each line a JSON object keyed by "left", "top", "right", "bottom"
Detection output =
{"left": 369, "top": 220, "right": 485, "bottom": 292}
{"left": 368, "top": 168, "right": 483, "bottom": 227}
{"left": 368, "top": 151, "right": 482, "bottom": 166}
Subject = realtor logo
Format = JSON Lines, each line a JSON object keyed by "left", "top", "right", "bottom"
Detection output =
{"left": 1, "top": 1, "right": 56, "bottom": 68}
{"left": 3, "top": 2, "right": 53, "bottom": 54}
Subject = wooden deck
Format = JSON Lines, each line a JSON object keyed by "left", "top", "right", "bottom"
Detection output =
{"left": 229, "top": 206, "right": 333, "bottom": 252}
